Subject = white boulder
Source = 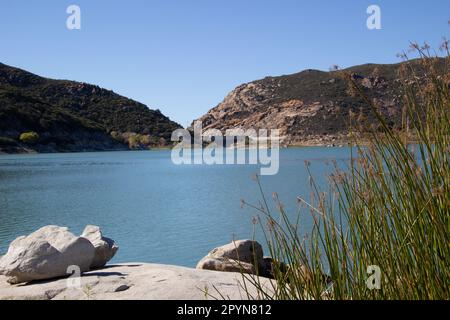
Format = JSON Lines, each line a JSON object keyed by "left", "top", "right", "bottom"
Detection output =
{"left": 0, "top": 226, "right": 95, "bottom": 284}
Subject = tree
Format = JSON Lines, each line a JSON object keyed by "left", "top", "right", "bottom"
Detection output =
{"left": 19, "top": 132, "right": 40, "bottom": 144}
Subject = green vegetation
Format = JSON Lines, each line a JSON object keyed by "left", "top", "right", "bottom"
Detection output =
{"left": 0, "top": 63, "right": 181, "bottom": 152}
{"left": 19, "top": 131, "right": 39, "bottom": 144}
{"left": 124, "top": 133, "right": 153, "bottom": 149}
{"left": 239, "top": 45, "right": 449, "bottom": 299}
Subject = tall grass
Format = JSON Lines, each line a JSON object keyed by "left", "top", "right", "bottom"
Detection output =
{"left": 240, "top": 45, "right": 450, "bottom": 300}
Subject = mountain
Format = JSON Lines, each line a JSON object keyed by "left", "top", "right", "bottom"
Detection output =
{"left": 193, "top": 58, "right": 446, "bottom": 146}
{"left": 0, "top": 63, "right": 181, "bottom": 153}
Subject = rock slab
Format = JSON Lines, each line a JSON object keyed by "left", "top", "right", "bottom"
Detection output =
{"left": 0, "top": 263, "right": 274, "bottom": 300}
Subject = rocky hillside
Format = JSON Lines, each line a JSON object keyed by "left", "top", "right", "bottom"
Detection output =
{"left": 0, "top": 63, "right": 181, "bottom": 153}
{"left": 193, "top": 59, "right": 446, "bottom": 146}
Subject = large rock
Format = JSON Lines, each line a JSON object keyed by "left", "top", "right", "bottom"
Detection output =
{"left": 0, "top": 226, "right": 95, "bottom": 284}
{"left": 81, "top": 225, "right": 118, "bottom": 269}
{"left": 0, "top": 263, "right": 275, "bottom": 300}
{"left": 196, "top": 258, "right": 256, "bottom": 275}
{"left": 196, "top": 240, "right": 264, "bottom": 275}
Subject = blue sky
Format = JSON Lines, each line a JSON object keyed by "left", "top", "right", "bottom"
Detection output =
{"left": 1, "top": 1, "right": 449, "bottom": 127}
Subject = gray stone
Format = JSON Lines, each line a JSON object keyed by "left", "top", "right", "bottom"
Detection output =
{"left": 114, "top": 284, "right": 130, "bottom": 292}
{"left": 196, "top": 257, "right": 255, "bottom": 274}
{"left": 81, "top": 225, "right": 118, "bottom": 269}
{"left": 196, "top": 240, "right": 264, "bottom": 275}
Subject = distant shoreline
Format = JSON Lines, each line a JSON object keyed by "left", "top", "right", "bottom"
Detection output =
{"left": 0, "top": 144, "right": 350, "bottom": 156}
{"left": 0, "top": 137, "right": 422, "bottom": 155}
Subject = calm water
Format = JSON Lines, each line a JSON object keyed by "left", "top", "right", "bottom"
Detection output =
{"left": 0, "top": 148, "right": 350, "bottom": 267}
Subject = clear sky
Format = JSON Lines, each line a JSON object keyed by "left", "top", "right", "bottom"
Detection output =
{"left": 1, "top": 0, "right": 449, "bottom": 127}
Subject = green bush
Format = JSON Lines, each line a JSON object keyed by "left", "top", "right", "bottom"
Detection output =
{"left": 19, "top": 131, "right": 40, "bottom": 144}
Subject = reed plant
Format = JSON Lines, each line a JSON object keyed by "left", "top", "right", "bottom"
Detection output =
{"left": 239, "top": 43, "right": 450, "bottom": 300}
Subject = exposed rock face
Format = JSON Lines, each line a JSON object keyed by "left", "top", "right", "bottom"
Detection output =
{"left": 0, "top": 226, "right": 95, "bottom": 284}
{"left": 196, "top": 240, "right": 265, "bottom": 275}
{"left": 192, "top": 59, "right": 446, "bottom": 146}
{"left": 0, "top": 263, "right": 275, "bottom": 300}
{"left": 81, "top": 225, "right": 119, "bottom": 269}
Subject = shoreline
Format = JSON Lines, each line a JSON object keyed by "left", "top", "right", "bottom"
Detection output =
{"left": 0, "top": 134, "right": 422, "bottom": 155}
{"left": 0, "top": 229, "right": 276, "bottom": 300}
{"left": 0, "top": 143, "right": 351, "bottom": 156}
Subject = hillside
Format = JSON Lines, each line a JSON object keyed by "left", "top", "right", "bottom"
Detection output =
{"left": 193, "top": 58, "right": 447, "bottom": 146}
{"left": 0, "top": 63, "right": 181, "bottom": 153}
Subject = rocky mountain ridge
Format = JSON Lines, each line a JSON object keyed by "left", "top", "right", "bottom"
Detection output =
{"left": 193, "top": 59, "right": 446, "bottom": 146}
{"left": 0, "top": 63, "right": 181, "bottom": 153}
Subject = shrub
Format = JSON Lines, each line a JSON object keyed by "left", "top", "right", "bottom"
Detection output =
{"left": 19, "top": 131, "right": 40, "bottom": 144}
{"left": 119, "top": 132, "right": 153, "bottom": 149}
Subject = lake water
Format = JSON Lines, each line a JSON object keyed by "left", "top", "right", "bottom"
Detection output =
{"left": 0, "top": 148, "right": 350, "bottom": 267}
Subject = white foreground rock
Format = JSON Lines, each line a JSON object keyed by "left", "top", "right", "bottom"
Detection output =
{"left": 0, "top": 263, "right": 274, "bottom": 300}
{"left": 0, "top": 225, "right": 119, "bottom": 284}
{"left": 0, "top": 226, "right": 95, "bottom": 284}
